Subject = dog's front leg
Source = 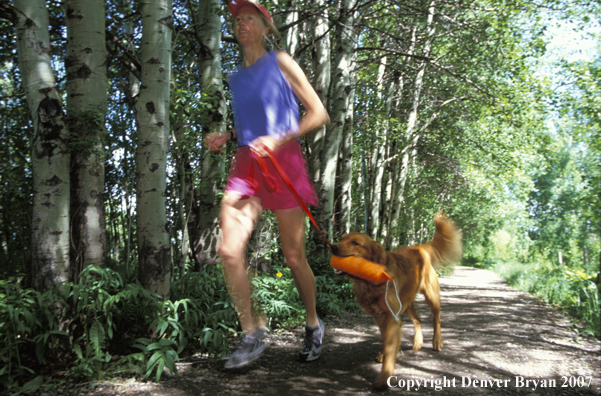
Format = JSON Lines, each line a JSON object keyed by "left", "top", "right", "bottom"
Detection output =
{"left": 373, "top": 314, "right": 401, "bottom": 391}
{"left": 374, "top": 313, "right": 387, "bottom": 363}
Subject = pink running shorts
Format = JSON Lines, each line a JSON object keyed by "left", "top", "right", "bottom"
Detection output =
{"left": 225, "top": 140, "right": 318, "bottom": 210}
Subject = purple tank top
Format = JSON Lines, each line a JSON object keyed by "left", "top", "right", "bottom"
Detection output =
{"left": 229, "top": 51, "right": 300, "bottom": 146}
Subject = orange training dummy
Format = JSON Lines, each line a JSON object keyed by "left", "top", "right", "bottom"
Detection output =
{"left": 330, "top": 256, "right": 392, "bottom": 284}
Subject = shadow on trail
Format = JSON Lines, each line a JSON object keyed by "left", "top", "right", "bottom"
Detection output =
{"left": 155, "top": 267, "right": 600, "bottom": 396}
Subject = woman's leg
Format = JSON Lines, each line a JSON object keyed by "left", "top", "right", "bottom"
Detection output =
{"left": 272, "top": 206, "right": 318, "bottom": 328}
{"left": 218, "top": 193, "right": 262, "bottom": 335}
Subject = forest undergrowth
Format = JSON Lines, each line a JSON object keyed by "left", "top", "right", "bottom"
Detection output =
{"left": 475, "top": 259, "right": 600, "bottom": 338}
{"left": 0, "top": 257, "right": 356, "bottom": 395}
{"left": 3, "top": 255, "right": 599, "bottom": 395}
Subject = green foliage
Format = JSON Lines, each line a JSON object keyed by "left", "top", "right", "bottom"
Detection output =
{"left": 170, "top": 267, "right": 239, "bottom": 356}
{"left": 493, "top": 260, "right": 600, "bottom": 337}
{"left": 252, "top": 267, "right": 357, "bottom": 329}
{"left": 0, "top": 261, "right": 358, "bottom": 392}
{"left": 0, "top": 266, "right": 234, "bottom": 391}
{"left": 63, "top": 267, "right": 162, "bottom": 381}
{"left": 0, "top": 60, "right": 32, "bottom": 280}
{"left": 315, "top": 274, "right": 357, "bottom": 316}
{"left": 1, "top": 0, "right": 599, "bottom": 393}
{"left": 0, "top": 279, "right": 51, "bottom": 391}
{"left": 134, "top": 338, "right": 178, "bottom": 383}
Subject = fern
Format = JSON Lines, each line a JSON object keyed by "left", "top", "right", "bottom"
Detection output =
{"left": 135, "top": 338, "right": 179, "bottom": 382}
{"left": 1, "top": 262, "right": 356, "bottom": 390}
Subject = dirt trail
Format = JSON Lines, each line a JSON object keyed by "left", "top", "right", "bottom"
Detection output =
{"left": 87, "top": 266, "right": 600, "bottom": 395}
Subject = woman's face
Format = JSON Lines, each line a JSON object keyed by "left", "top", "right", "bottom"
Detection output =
{"left": 234, "top": 5, "right": 269, "bottom": 47}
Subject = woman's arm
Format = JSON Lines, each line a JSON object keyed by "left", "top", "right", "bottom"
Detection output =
{"left": 249, "top": 51, "right": 329, "bottom": 157}
{"left": 276, "top": 51, "right": 329, "bottom": 142}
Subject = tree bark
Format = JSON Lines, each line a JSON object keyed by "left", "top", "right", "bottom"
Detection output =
{"left": 385, "top": 0, "right": 437, "bottom": 248}
{"left": 65, "top": 0, "right": 108, "bottom": 282}
{"left": 135, "top": 0, "right": 173, "bottom": 297}
{"left": 337, "top": 62, "right": 354, "bottom": 235}
{"left": 308, "top": 1, "right": 331, "bottom": 165}
{"left": 367, "top": 56, "right": 389, "bottom": 239}
{"left": 117, "top": 0, "right": 138, "bottom": 273}
{"left": 188, "top": 0, "right": 227, "bottom": 268}
{"left": 319, "top": 0, "right": 357, "bottom": 241}
{"left": 282, "top": 0, "right": 299, "bottom": 55}
{"left": 379, "top": 70, "right": 400, "bottom": 244}
{"left": 15, "top": 0, "right": 71, "bottom": 292}
{"left": 308, "top": 0, "right": 330, "bottom": 244}
{"left": 171, "top": 120, "right": 191, "bottom": 277}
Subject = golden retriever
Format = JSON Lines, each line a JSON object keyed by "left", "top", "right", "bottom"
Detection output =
{"left": 330, "top": 215, "right": 462, "bottom": 391}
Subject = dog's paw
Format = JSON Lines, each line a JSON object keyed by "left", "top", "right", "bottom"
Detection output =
{"left": 372, "top": 374, "right": 390, "bottom": 392}
{"left": 376, "top": 353, "right": 383, "bottom": 363}
{"left": 413, "top": 333, "right": 423, "bottom": 351}
{"left": 433, "top": 336, "right": 443, "bottom": 351}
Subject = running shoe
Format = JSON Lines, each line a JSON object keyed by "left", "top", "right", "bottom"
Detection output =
{"left": 224, "top": 328, "right": 270, "bottom": 369}
{"left": 298, "top": 317, "right": 324, "bottom": 362}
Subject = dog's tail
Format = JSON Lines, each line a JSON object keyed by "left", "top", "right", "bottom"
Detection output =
{"left": 426, "top": 214, "right": 462, "bottom": 270}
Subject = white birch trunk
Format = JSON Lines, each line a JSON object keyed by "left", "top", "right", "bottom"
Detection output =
{"left": 383, "top": 26, "right": 416, "bottom": 248}
{"left": 15, "top": 0, "right": 71, "bottom": 292}
{"left": 283, "top": 0, "right": 299, "bottom": 55}
{"left": 367, "top": 56, "right": 388, "bottom": 239}
{"left": 337, "top": 59, "right": 355, "bottom": 235}
{"left": 65, "top": 0, "right": 108, "bottom": 280}
{"left": 308, "top": 0, "right": 330, "bottom": 188}
{"left": 189, "top": 0, "right": 227, "bottom": 267}
{"left": 272, "top": 0, "right": 298, "bottom": 55}
{"left": 380, "top": 72, "right": 401, "bottom": 244}
{"left": 172, "top": 120, "right": 189, "bottom": 276}
{"left": 319, "top": 0, "right": 357, "bottom": 239}
{"left": 386, "top": 0, "right": 437, "bottom": 248}
{"left": 135, "top": 0, "right": 172, "bottom": 297}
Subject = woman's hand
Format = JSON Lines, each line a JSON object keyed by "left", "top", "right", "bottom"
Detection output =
{"left": 249, "top": 135, "right": 279, "bottom": 157}
{"left": 204, "top": 131, "right": 231, "bottom": 153}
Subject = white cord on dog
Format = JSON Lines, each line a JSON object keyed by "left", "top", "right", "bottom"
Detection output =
{"left": 385, "top": 279, "right": 403, "bottom": 322}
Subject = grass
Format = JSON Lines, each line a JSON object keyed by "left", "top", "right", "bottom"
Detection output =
{"left": 489, "top": 260, "right": 600, "bottom": 337}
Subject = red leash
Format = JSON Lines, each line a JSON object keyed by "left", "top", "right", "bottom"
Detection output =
{"left": 251, "top": 149, "right": 331, "bottom": 246}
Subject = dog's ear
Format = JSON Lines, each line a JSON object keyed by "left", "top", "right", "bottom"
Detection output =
{"left": 368, "top": 241, "right": 387, "bottom": 265}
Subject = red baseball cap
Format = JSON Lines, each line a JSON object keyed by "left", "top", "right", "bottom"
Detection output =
{"left": 228, "top": 0, "right": 274, "bottom": 24}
